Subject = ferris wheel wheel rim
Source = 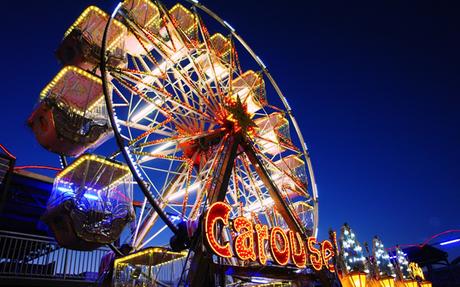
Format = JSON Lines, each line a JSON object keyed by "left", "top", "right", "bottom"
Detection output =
{"left": 100, "top": 0, "right": 319, "bottom": 241}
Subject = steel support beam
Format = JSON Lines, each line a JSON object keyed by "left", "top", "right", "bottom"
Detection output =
{"left": 186, "top": 133, "right": 241, "bottom": 287}
{"left": 240, "top": 138, "right": 305, "bottom": 236}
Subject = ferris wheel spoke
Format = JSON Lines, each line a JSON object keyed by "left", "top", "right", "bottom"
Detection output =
{"left": 132, "top": 197, "right": 148, "bottom": 246}
{"left": 128, "top": 117, "right": 173, "bottom": 145}
{"left": 111, "top": 73, "right": 172, "bottom": 121}
{"left": 236, "top": 155, "right": 274, "bottom": 225}
{"left": 112, "top": 84, "right": 131, "bottom": 105}
{"left": 239, "top": 156, "right": 264, "bottom": 202}
{"left": 111, "top": 67, "right": 219, "bottom": 126}
{"left": 156, "top": 1, "right": 193, "bottom": 51}
{"left": 179, "top": 47, "right": 229, "bottom": 111}
{"left": 168, "top": 72, "right": 195, "bottom": 110}
{"left": 255, "top": 148, "right": 308, "bottom": 194}
{"left": 169, "top": 60, "right": 220, "bottom": 117}
{"left": 168, "top": 62, "right": 221, "bottom": 117}
{"left": 193, "top": 12, "right": 229, "bottom": 101}
{"left": 132, "top": 156, "right": 194, "bottom": 241}
{"left": 128, "top": 15, "right": 212, "bottom": 107}
{"left": 136, "top": 127, "right": 223, "bottom": 151}
{"left": 134, "top": 20, "right": 176, "bottom": 57}
{"left": 226, "top": 37, "right": 236, "bottom": 92}
{"left": 136, "top": 6, "right": 225, "bottom": 115}
{"left": 133, "top": 167, "right": 186, "bottom": 248}
{"left": 186, "top": 133, "right": 229, "bottom": 219}
{"left": 229, "top": 164, "right": 240, "bottom": 208}
{"left": 117, "top": 119, "right": 174, "bottom": 137}
{"left": 125, "top": 18, "right": 174, "bottom": 67}
{"left": 233, "top": 161, "right": 252, "bottom": 215}
{"left": 138, "top": 224, "right": 169, "bottom": 250}
{"left": 166, "top": 75, "right": 200, "bottom": 116}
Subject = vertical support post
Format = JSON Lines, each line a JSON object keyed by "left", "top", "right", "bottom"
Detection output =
{"left": 186, "top": 134, "right": 241, "bottom": 287}
{"left": 63, "top": 249, "right": 68, "bottom": 279}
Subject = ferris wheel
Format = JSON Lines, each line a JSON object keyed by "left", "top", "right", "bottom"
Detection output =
{"left": 28, "top": 0, "right": 319, "bottom": 284}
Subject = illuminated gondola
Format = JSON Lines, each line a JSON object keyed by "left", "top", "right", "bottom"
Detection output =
{"left": 28, "top": 66, "right": 112, "bottom": 157}
{"left": 42, "top": 154, "right": 134, "bottom": 250}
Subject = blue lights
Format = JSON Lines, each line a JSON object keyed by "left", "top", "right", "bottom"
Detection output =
{"left": 57, "top": 185, "right": 74, "bottom": 194}
{"left": 57, "top": 186, "right": 100, "bottom": 201}
{"left": 169, "top": 214, "right": 182, "bottom": 222}
{"left": 439, "top": 238, "right": 460, "bottom": 246}
{"left": 83, "top": 193, "right": 99, "bottom": 201}
{"left": 225, "top": 267, "right": 235, "bottom": 276}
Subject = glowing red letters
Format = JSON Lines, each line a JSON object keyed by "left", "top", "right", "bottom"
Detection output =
{"left": 204, "top": 201, "right": 335, "bottom": 271}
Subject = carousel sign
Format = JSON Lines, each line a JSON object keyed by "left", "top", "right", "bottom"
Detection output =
{"left": 204, "top": 201, "right": 335, "bottom": 271}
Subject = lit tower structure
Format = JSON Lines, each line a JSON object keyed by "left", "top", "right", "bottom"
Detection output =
{"left": 393, "top": 246, "right": 418, "bottom": 287}
{"left": 369, "top": 236, "right": 396, "bottom": 287}
{"left": 337, "top": 223, "right": 369, "bottom": 287}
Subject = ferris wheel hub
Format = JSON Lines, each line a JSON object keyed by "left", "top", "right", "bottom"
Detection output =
{"left": 223, "top": 96, "right": 257, "bottom": 134}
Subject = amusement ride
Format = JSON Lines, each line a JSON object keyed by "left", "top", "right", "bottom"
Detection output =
{"left": 27, "top": 0, "right": 321, "bottom": 285}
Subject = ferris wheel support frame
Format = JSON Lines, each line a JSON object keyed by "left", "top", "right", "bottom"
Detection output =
{"left": 185, "top": 133, "right": 241, "bottom": 286}
{"left": 184, "top": 136, "right": 314, "bottom": 285}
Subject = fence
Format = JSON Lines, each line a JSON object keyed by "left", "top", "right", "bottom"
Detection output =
{"left": 0, "top": 230, "right": 109, "bottom": 283}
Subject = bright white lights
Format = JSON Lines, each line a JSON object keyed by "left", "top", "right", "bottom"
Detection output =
{"left": 130, "top": 97, "right": 164, "bottom": 123}
{"left": 244, "top": 197, "right": 274, "bottom": 213}
{"left": 440, "top": 238, "right": 460, "bottom": 246}
{"left": 111, "top": 3, "right": 122, "bottom": 18}
{"left": 84, "top": 193, "right": 99, "bottom": 200}
{"left": 167, "top": 181, "right": 201, "bottom": 201}
{"left": 223, "top": 20, "right": 235, "bottom": 32}
{"left": 140, "top": 142, "right": 175, "bottom": 163}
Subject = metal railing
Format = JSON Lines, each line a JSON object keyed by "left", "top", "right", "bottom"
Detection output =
{"left": 0, "top": 230, "right": 109, "bottom": 282}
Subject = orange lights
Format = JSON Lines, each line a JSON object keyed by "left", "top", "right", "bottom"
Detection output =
{"left": 321, "top": 240, "right": 335, "bottom": 272}
{"left": 203, "top": 201, "right": 335, "bottom": 270}
{"left": 233, "top": 217, "right": 256, "bottom": 261}
{"left": 378, "top": 276, "right": 395, "bottom": 287}
{"left": 204, "top": 202, "right": 232, "bottom": 258}
{"left": 419, "top": 281, "right": 432, "bottom": 287}
{"left": 308, "top": 237, "right": 323, "bottom": 271}
{"left": 348, "top": 271, "right": 367, "bottom": 287}
{"left": 402, "top": 280, "right": 418, "bottom": 287}
{"left": 288, "top": 230, "right": 307, "bottom": 268}
{"left": 270, "top": 227, "right": 290, "bottom": 266}
{"left": 255, "top": 223, "right": 269, "bottom": 265}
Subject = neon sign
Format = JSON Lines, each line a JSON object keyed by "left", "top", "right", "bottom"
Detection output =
{"left": 204, "top": 201, "right": 335, "bottom": 271}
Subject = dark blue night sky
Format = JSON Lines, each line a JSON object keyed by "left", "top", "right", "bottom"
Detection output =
{"left": 1, "top": 0, "right": 459, "bottom": 252}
